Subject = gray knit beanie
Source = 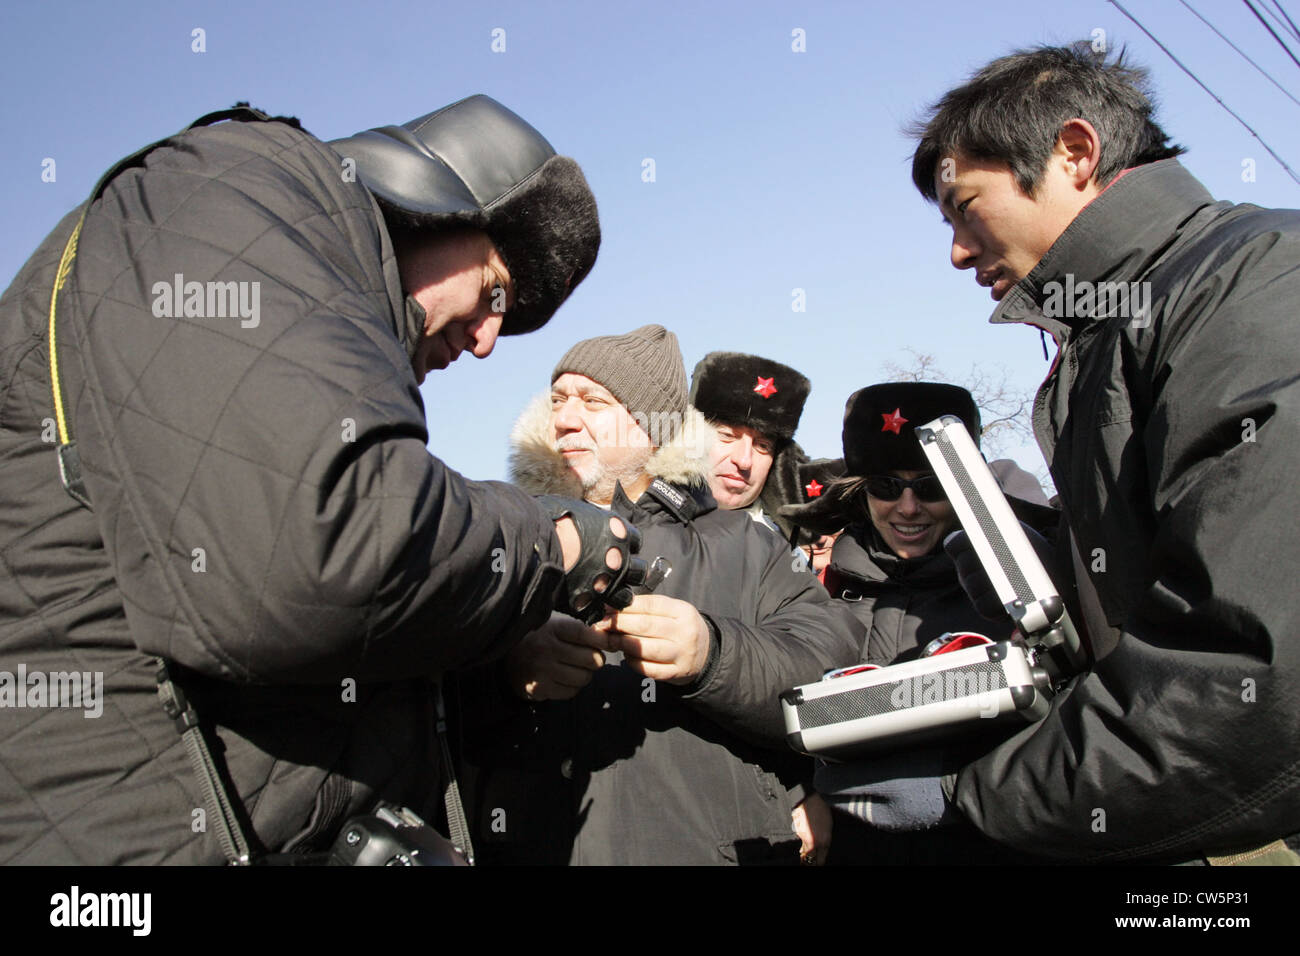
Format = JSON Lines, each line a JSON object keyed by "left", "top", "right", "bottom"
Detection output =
{"left": 552, "top": 324, "right": 687, "bottom": 440}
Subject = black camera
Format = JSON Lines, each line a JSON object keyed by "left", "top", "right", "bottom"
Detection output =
{"left": 328, "top": 805, "right": 469, "bottom": 866}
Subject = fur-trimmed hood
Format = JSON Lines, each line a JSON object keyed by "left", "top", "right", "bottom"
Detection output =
{"left": 508, "top": 392, "right": 716, "bottom": 496}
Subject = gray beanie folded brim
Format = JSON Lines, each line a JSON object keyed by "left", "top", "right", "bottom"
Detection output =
{"left": 552, "top": 324, "right": 687, "bottom": 440}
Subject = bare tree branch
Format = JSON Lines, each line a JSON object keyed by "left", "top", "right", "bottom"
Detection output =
{"left": 879, "top": 349, "right": 1054, "bottom": 494}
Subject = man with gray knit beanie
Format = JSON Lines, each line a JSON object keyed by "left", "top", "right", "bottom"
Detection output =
{"left": 545, "top": 324, "right": 690, "bottom": 503}
{"left": 450, "top": 325, "right": 864, "bottom": 865}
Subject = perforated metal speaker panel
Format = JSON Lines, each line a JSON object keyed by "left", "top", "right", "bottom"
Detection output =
{"left": 797, "top": 661, "right": 1008, "bottom": 729}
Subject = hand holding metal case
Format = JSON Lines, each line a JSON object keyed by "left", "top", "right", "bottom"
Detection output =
{"left": 781, "top": 639, "right": 1050, "bottom": 760}
{"left": 916, "top": 415, "right": 1084, "bottom": 678}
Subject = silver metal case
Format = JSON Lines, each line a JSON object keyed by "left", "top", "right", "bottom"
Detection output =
{"left": 916, "top": 415, "right": 1084, "bottom": 671}
{"left": 781, "top": 640, "right": 1050, "bottom": 760}
{"left": 779, "top": 415, "right": 1080, "bottom": 760}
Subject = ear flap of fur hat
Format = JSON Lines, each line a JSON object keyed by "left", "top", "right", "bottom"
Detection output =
{"left": 483, "top": 155, "right": 599, "bottom": 336}
{"left": 757, "top": 441, "right": 810, "bottom": 544}
{"left": 777, "top": 458, "right": 849, "bottom": 537}
{"left": 689, "top": 352, "right": 810, "bottom": 443}
{"left": 330, "top": 94, "right": 599, "bottom": 337}
{"left": 842, "top": 383, "right": 979, "bottom": 475}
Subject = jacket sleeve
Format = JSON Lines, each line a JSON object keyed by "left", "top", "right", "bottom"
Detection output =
{"left": 64, "top": 122, "right": 563, "bottom": 684}
{"left": 683, "top": 525, "right": 864, "bottom": 748}
{"left": 951, "top": 222, "right": 1300, "bottom": 861}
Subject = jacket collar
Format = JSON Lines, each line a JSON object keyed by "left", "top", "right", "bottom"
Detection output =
{"left": 827, "top": 521, "right": 954, "bottom": 588}
{"left": 989, "top": 159, "right": 1217, "bottom": 336}
{"left": 400, "top": 295, "right": 425, "bottom": 363}
{"left": 369, "top": 202, "right": 423, "bottom": 364}
{"left": 608, "top": 477, "right": 716, "bottom": 526}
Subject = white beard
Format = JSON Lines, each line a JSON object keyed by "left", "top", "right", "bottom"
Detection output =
{"left": 577, "top": 447, "right": 654, "bottom": 504}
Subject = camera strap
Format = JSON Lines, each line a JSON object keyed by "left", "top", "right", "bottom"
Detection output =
{"left": 46, "top": 104, "right": 279, "bottom": 511}
{"left": 156, "top": 660, "right": 254, "bottom": 864}
{"left": 434, "top": 680, "right": 476, "bottom": 864}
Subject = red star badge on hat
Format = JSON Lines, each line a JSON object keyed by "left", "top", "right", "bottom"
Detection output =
{"left": 805, "top": 478, "right": 823, "bottom": 498}
{"left": 754, "top": 376, "right": 777, "bottom": 399}
{"left": 881, "top": 408, "right": 908, "bottom": 434}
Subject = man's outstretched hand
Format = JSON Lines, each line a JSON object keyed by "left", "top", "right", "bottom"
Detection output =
{"left": 538, "top": 495, "right": 643, "bottom": 624}
{"left": 506, "top": 613, "right": 613, "bottom": 701}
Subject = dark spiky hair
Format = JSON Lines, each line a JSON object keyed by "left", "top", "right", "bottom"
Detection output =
{"left": 909, "top": 42, "right": 1184, "bottom": 202}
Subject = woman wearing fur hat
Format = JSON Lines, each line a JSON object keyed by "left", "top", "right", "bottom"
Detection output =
{"left": 781, "top": 382, "right": 1052, "bottom": 863}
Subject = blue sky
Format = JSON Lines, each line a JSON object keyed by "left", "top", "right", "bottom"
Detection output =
{"left": 4, "top": 0, "right": 1298, "bottom": 486}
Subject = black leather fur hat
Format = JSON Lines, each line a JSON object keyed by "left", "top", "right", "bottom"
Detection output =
{"left": 330, "top": 95, "right": 600, "bottom": 336}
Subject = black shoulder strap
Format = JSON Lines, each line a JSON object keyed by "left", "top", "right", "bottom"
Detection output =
{"left": 155, "top": 660, "right": 254, "bottom": 864}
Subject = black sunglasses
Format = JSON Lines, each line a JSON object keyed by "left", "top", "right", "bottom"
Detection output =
{"left": 863, "top": 474, "right": 948, "bottom": 502}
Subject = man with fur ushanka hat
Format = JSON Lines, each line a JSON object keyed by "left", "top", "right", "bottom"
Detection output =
{"left": 690, "top": 352, "right": 813, "bottom": 546}
{"left": 787, "top": 457, "right": 848, "bottom": 582}
{"left": 450, "top": 325, "right": 863, "bottom": 866}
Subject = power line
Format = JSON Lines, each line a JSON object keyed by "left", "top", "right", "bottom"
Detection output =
{"left": 1277, "top": 2, "right": 1300, "bottom": 42}
{"left": 1244, "top": 0, "right": 1300, "bottom": 72}
{"left": 1262, "top": 0, "right": 1300, "bottom": 44}
{"left": 1108, "top": 0, "right": 1300, "bottom": 186}
{"left": 1180, "top": 0, "right": 1300, "bottom": 108}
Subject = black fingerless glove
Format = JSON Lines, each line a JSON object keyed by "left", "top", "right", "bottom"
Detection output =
{"left": 537, "top": 495, "right": 645, "bottom": 625}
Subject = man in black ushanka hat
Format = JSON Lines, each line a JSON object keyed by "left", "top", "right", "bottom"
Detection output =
{"left": 785, "top": 457, "right": 847, "bottom": 582}
{"left": 690, "top": 351, "right": 813, "bottom": 545}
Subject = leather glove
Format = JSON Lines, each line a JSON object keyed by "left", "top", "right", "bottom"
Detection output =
{"left": 536, "top": 495, "right": 645, "bottom": 625}
{"left": 944, "top": 523, "right": 1057, "bottom": 622}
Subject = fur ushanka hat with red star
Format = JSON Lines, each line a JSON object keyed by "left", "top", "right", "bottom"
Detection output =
{"left": 778, "top": 383, "right": 981, "bottom": 534}
{"left": 842, "top": 382, "right": 980, "bottom": 475}
{"left": 689, "top": 351, "right": 812, "bottom": 543}
{"left": 778, "top": 457, "right": 848, "bottom": 537}
{"left": 689, "top": 352, "right": 811, "bottom": 443}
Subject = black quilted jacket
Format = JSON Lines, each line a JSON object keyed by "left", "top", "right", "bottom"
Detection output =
{"left": 0, "top": 114, "right": 563, "bottom": 863}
